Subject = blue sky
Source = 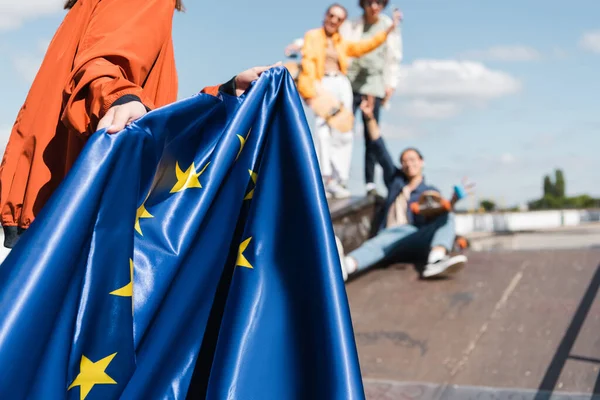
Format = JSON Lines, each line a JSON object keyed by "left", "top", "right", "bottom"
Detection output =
{"left": 0, "top": 0, "right": 599, "bottom": 207}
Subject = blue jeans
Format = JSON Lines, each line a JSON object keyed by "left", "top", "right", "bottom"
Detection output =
{"left": 348, "top": 213, "right": 456, "bottom": 272}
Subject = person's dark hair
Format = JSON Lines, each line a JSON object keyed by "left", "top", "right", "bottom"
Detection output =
{"left": 400, "top": 147, "right": 424, "bottom": 162}
{"left": 64, "top": 0, "right": 185, "bottom": 11}
{"left": 359, "top": 0, "right": 389, "bottom": 9}
{"left": 326, "top": 3, "right": 348, "bottom": 18}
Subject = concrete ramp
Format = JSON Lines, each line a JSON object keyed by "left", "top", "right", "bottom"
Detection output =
{"left": 346, "top": 248, "right": 600, "bottom": 399}
{"left": 364, "top": 380, "right": 600, "bottom": 400}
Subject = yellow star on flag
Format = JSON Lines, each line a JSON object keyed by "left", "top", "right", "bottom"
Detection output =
{"left": 236, "top": 237, "right": 253, "bottom": 269}
{"left": 236, "top": 128, "right": 251, "bottom": 161}
{"left": 68, "top": 352, "right": 118, "bottom": 400}
{"left": 244, "top": 170, "right": 258, "bottom": 200}
{"left": 170, "top": 161, "right": 210, "bottom": 193}
{"left": 110, "top": 259, "right": 133, "bottom": 297}
{"left": 134, "top": 203, "right": 154, "bottom": 236}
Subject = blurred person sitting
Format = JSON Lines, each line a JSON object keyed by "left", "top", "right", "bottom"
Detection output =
{"left": 336, "top": 97, "right": 473, "bottom": 281}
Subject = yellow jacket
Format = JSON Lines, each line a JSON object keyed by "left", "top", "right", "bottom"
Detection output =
{"left": 297, "top": 28, "right": 388, "bottom": 99}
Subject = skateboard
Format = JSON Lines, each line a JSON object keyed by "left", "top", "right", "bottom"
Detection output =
{"left": 310, "top": 88, "right": 354, "bottom": 133}
{"left": 409, "top": 190, "right": 452, "bottom": 218}
{"left": 283, "top": 61, "right": 354, "bottom": 133}
{"left": 453, "top": 235, "right": 470, "bottom": 253}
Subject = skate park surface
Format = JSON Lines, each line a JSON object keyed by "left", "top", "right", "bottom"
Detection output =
{"left": 350, "top": 223, "right": 600, "bottom": 399}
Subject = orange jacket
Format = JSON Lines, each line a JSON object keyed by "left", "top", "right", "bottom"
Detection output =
{"left": 0, "top": 0, "right": 220, "bottom": 234}
{"left": 296, "top": 28, "right": 388, "bottom": 99}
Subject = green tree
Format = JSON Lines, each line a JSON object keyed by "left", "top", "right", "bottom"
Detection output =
{"left": 529, "top": 195, "right": 561, "bottom": 210}
{"left": 480, "top": 199, "right": 496, "bottom": 212}
{"left": 554, "top": 169, "right": 565, "bottom": 198}
{"left": 565, "top": 195, "right": 596, "bottom": 209}
{"left": 543, "top": 175, "right": 553, "bottom": 197}
{"left": 531, "top": 169, "right": 598, "bottom": 210}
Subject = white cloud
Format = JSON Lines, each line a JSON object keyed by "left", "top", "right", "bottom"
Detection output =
{"left": 10, "top": 38, "right": 51, "bottom": 83}
{"left": 37, "top": 38, "right": 51, "bottom": 52}
{"left": 378, "top": 122, "right": 420, "bottom": 139}
{"left": 355, "top": 121, "right": 419, "bottom": 140}
{"left": 0, "top": 0, "right": 63, "bottom": 31}
{"left": 12, "top": 54, "right": 42, "bottom": 83}
{"left": 395, "top": 60, "right": 520, "bottom": 119}
{"left": 460, "top": 45, "right": 541, "bottom": 62}
{"left": 399, "top": 100, "right": 462, "bottom": 119}
{"left": 579, "top": 30, "right": 600, "bottom": 54}
{"left": 500, "top": 153, "right": 516, "bottom": 165}
{"left": 398, "top": 60, "right": 521, "bottom": 100}
{"left": 551, "top": 48, "right": 569, "bottom": 59}
{"left": 0, "top": 126, "right": 11, "bottom": 155}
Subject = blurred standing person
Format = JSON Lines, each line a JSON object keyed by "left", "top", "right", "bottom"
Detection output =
{"left": 285, "top": 1, "right": 403, "bottom": 197}
{"left": 344, "top": 0, "right": 403, "bottom": 196}
{"left": 295, "top": 3, "right": 401, "bottom": 198}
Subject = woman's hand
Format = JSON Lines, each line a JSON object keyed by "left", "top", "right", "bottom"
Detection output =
{"left": 284, "top": 42, "right": 302, "bottom": 57}
{"left": 234, "top": 62, "right": 282, "bottom": 96}
{"left": 451, "top": 177, "right": 476, "bottom": 206}
{"left": 386, "top": 9, "right": 403, "bottom": 33}
{"left": 97, "top": 101, "right": 147, "bottom": 134}
{"left": 360, "top": 95, "right": 381, "bottom": 140}
{"left": 359, "top": 95, "right": 375, "bottom": 120}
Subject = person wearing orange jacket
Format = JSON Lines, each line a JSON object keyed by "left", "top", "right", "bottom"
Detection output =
{"left": 296, "top": 3, "right": 400, "bottom": 199}
{"left": 0, "top": 0, "right": 276, "bottom": 248}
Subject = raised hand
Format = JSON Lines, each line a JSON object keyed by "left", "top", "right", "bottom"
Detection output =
{"left": 234, "top": 62, "right": 283, "bottom": 96}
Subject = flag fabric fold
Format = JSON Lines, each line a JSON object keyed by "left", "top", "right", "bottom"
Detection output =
{"left": 0, "top": 67, "right": 364, "bottom": 399}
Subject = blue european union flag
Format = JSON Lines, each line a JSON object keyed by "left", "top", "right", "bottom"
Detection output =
{"left": 0, "top": 67, "right": 364, "bottom": 399}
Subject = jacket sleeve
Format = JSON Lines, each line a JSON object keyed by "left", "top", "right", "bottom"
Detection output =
{"left": 383, "top": 20, "right": 402, "bottom": 89}
{"left": 200, "top": 76, "right": 237, "bottom": 97}
{"left": 61, "top": 0, "right": 174, "bottom": 136}
{"left": 291, "top": 38, "right": 304, "bottom": 48}
{"left": 345, "top": 30, "right": 388, "bottom": 58}
{"left": 370, "top": 137, "right": 398, "bottom": 188}
{"left": 338, "top": 20, "right": 353, "bottom": 39}
{"left": 296, "top": 31, "right": 319, "bottom": 99}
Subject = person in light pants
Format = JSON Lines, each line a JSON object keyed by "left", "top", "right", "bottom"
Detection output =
{"left": 295, "top": 3, "right": 400, "bottom": 198}
{"left": 313, "top": 73, "right": 354, "bottom": 191}
{"left": 286, "top": 1, "right": 403, "bottom": 197}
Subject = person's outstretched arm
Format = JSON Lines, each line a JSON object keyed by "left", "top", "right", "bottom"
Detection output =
{"left": 62, "top": 0, "right": 175, "bottom": 135}
{"left": 360, "top": 96, "right": 397, "bottom": 188}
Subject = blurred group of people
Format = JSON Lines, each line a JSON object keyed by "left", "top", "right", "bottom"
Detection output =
{"left": 285, "top": 0, "right": 402, "bottom": 199}
{"left": 284, "top": 1, "right": 474, "bottom": 280}
{"left": 0, "top": 0, "right": 473, "bottom": 282}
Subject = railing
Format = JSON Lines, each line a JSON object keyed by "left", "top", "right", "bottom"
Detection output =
{"left": 455, "top": 209, "right": 600, "bottom": 235}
